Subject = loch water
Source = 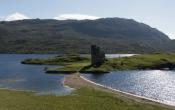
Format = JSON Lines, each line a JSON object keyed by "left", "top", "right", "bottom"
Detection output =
{"left": 82, "top": 70, "right": 175, "bottom": 105}
{"left": 0, "top": 54, "right": 71, "bottom": 95}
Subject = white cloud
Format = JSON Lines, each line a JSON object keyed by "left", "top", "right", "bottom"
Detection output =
{"left": 167, "top": 33, "right": 175, "bottom": 39}
{"left": 5, "top": 12, "right": 30, "bottom": 21}
{"left": 54, "top": 14, "right": 100, "bottom": 20}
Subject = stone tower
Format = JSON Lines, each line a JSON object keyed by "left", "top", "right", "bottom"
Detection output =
{"left": 91, "top": 45, "right": 105, "bottom": 66}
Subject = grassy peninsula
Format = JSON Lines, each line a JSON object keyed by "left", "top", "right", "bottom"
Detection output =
{"left": 21, "top": 54, "right": 90, "bottom": 65}
{"left": 22, "top": 53, "right": 175, "bottom": 73}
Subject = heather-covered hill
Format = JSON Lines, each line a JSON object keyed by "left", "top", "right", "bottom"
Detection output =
{"left": 0, "top": 18, "right": 172, "bottom": 53}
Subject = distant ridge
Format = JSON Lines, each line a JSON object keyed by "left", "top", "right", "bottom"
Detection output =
{"left": 0, "top": 17, "right": 174, "bottom": 53}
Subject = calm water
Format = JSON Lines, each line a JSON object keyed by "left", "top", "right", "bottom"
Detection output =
{"left": 105, "top": 54, "right": 137, "bottom": 58}
{"left": 0, "top": 54, "right": 131, "bottom": 95}
{"left": 81, "top": 54, "right": 137, "bottom": 58}
{"left": 82, "top": 70, "right": 175, "bottom": 105}
{"left": 0, "top": 54, "right": 72, "bottom": 95}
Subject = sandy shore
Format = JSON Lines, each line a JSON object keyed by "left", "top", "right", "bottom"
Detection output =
{"left": 64, "top": 73, "right": 175, "bottom": 110}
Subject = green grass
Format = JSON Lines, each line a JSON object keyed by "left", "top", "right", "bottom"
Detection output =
{"left": 109, "top": 53, "right": 175, "bottom": 70}
{"left": 82, "top": 53, "right": 175, "bottom": 72}
{"left": 46, "top": 62, "right": 90, "bottom": 73}
{"left": 22, "top": 54, "right": 91, "bottom": 73}
{"left": 21, "top": 54, "right": 90, "bottom": 65}
{"left": 0, "top": 88, "right": 172, "bottom": 110}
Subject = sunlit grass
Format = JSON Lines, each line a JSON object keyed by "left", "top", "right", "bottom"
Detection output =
{"left": 0, "top": 88, "right": 172, "bottom": 110}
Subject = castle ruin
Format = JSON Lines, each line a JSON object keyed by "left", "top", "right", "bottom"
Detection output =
{"left": 91, "top": 45, "right": 106, "bottom": 66}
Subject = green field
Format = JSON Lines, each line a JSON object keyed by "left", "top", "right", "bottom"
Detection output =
{"left": 0, "top": 88, "right": 172, "bottom": 110}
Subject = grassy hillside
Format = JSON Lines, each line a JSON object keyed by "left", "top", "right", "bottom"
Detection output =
{"left": 0, "top": 88, "right": 172, "bottom": 110}
{"left": 0, "top": 18, "right": 172, "bottom": 54}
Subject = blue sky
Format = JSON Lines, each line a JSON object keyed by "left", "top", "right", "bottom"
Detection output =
{"left": 0, "top": 0, "right": 175, "bottom": 39}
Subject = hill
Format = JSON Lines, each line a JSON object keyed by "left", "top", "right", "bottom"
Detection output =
{"left": 0, "top": 18, "right": 172, "bottom": 53}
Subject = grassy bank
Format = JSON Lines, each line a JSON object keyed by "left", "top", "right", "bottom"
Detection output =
{"left": 0, "top": 88, "right": 172, "bottom": 110}
{"left": 22, "top": 53, "right": 175, "bottom": 73}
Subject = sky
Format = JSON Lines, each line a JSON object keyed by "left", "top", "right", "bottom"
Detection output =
{"left": 0, "top": 0, "right": 175, "bottom": 39}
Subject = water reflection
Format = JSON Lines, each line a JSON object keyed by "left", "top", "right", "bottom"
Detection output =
{"left": 80, "top": 54, "right": 136, "bottom": 58}
{"left": 82, "top": 70, "right": 175, "bottom": 105}
{"left": 105, "top": 54, "right": 137, "bottom": 58}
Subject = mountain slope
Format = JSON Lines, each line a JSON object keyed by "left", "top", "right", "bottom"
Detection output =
{"left": 0, "top": 18, "right": 172, "bottom": 53}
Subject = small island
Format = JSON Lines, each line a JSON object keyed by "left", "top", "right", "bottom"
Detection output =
{"left": 21, "top": 45, "right": 175, "bottom": 74}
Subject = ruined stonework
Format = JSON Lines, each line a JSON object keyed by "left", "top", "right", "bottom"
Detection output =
{"left": 91, "top": 45, "right": 105, "bottom": 66}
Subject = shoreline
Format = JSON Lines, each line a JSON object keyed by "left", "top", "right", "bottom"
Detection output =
{"left": 64, "top": 73, "right": 175, "bottom": 110}
{"left": 0, "top": 87, "right": 36, "bottom": 93}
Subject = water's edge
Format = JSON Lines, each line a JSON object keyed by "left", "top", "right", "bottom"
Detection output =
{"left": 80, "top": 75, "right": 175, "bottom": 107}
